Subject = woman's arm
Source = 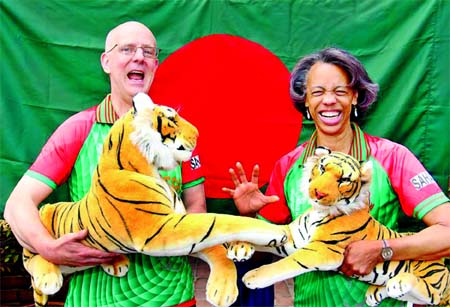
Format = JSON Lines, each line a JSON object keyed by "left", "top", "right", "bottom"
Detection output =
{"left": 341, "top": 202, "right": 450, "bottom": 277}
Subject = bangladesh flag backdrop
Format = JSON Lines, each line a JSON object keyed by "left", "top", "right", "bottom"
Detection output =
{"left": 1, "top": 1, "right": 449, "bottom": 220}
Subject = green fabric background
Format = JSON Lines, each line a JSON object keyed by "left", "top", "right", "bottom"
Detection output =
{"left": 1, "top": 0, "right": 449, "bottom": 216}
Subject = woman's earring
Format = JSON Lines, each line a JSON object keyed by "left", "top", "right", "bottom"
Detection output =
{"left": 353, "top": 106, "right": 358, "bottom": 118}
{"left": 306, "top": 109, "right": 311, "bottom": 120}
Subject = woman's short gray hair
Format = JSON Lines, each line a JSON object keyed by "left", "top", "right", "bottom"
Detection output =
{"left": 290, "top": 47, "right": 379, "bottom": 121}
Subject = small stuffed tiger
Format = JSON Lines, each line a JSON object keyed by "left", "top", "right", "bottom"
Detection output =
{"left": 228, "top": 147, "right": 450, "bottom": 306}
{"left": 23, "top": 93, "right": 288, "bottom": 307}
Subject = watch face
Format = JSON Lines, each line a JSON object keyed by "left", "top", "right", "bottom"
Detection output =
{"left": 382, "top": 247, "right": 393, "bottom": 260}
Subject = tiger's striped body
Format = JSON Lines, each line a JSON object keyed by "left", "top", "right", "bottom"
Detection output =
{"left": 23, "top": 93, "right": 288, "bottom": 307}
{"left": 229, "top": 148, "right": 450, "bottom": 306}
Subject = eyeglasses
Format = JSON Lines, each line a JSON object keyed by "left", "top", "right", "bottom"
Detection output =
{"left": 308, "top": 86, "right": 352, "bottom": 98}
{"left": 107, "top": 43, "right": 161, "bottom": 59}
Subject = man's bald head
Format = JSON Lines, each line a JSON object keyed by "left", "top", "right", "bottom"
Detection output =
{"left": 105, "top": 21, "right": 157, "bottom": 51}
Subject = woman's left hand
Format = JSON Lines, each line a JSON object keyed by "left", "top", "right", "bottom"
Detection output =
{"left": 340, "top": 240, "right": 383, "bottom": 277}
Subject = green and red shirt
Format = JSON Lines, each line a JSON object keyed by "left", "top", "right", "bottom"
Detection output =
{"left": 258, "top": 123, "right": 449, "bottom": 307}
{"left": 27, "top": 95, "right": 204, "bottom": 307}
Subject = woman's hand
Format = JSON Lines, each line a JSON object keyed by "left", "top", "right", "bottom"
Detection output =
{"left": 340, "top": 240, "right": 382, "bottom": 277}
{"left": 222, "top": 162, "right": 279, "bottom": 216}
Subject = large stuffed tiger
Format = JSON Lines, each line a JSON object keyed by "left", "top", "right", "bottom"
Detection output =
{"left": 23, "top": 92, "right": 288, "bottom": 307}
{"left": 228, "top": 147, "right": 450, "bottom": 306}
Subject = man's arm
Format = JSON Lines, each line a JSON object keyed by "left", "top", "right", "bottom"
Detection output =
{"left": 5, "top": 176, "right": 54, "bottom": 251}
{"left": 4, "top": 175, "right": 119, "bottom": 267}
{"left": 183, "top": 183, "right": 207, "bottom": 213}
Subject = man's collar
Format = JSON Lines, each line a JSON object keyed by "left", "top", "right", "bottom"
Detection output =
{"left": 95, "top": 94, "right": 119, "bottom": 124}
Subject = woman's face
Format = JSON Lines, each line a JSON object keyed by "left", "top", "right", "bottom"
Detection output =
{"left": 305, "top": 62, "right": 358, "bottom": 136}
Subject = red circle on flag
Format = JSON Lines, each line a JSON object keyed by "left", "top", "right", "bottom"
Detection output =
{"left": 150, "top": 34, "right": 302, "bottom": 198}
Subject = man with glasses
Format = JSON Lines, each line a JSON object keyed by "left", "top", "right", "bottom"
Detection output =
{"left": 5, "top": 21, "right": 206, "bottom": 307}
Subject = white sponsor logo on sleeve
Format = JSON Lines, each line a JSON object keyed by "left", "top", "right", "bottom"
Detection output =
{"left": 190, "top": 155, "right": 201, "bottom": 170}
{"left": 410, "top": 171, "right": 435, "bottom": 190}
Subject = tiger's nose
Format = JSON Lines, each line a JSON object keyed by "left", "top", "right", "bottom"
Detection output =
{"left": 315, "top": 190, "right": 328, "bottom": 200}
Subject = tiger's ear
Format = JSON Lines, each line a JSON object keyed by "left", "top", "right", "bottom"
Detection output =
{"left": 360, "top": 160, "right": 373, "bottom": 183}
{"left": 315, "top": 146, "right": 331, "bottom": 157}
{"left": 133, "top": 92, "right": 155, "bottom": 114}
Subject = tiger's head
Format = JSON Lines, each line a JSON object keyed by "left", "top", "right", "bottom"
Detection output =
{"left": 301, "top": 147, "right": 372, "bottom": 216}
{"left": 101, "top": 93, "right": 198, "bottom": 174}
{"left": 130, "top": 93, "right": 198, "bottom": 170}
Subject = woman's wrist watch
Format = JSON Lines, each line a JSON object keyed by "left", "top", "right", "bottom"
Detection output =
{"left": 381, "top": 239, "right": 393, "bottom": 261}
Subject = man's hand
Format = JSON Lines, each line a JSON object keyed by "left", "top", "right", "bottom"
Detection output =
{"left": 38, "top": 229, "right": 120, "bottom": 267}
{"left": 222, "top": 162, "right": 278, "bottom": 216}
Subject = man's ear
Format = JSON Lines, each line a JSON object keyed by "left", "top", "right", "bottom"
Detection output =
{"left": 100, "top": 52, "right": 111, "bottom": 74}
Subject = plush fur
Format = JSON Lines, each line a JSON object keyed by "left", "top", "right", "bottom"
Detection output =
{"left": 23, "top": 93, "right": 288, "bottom": 307}
{"left": 228, "top": 147, "right": 450, "bottom": 306}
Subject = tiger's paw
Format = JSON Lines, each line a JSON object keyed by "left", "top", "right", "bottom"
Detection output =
{"left": 242, "top": 267, "right": 272, "bottom": 289}
{"left": 32, "top": 269, "right": 63, "bottom": 295}
{"left": 206, "top": 264, "right": 238, "bottom": 307}
{"left": 206, "top": 279, "right": 238, "bottom": 307}
{"left": 101, "top": 254, "right": 129, "bottom": 277}
{"left": 365, "top": 285, "right": 386, "bottom": 307}
{"left": 365, "top": 295, "right": 381, "bottom": 307}
{"left": 25, "top": 253, "right": 63, "bottom": 295}
{"left": 385, "top": 273, "right": 416, "bottom": 299}
{"left": 225, "top": 241, "right": 255, "bottom": 262}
